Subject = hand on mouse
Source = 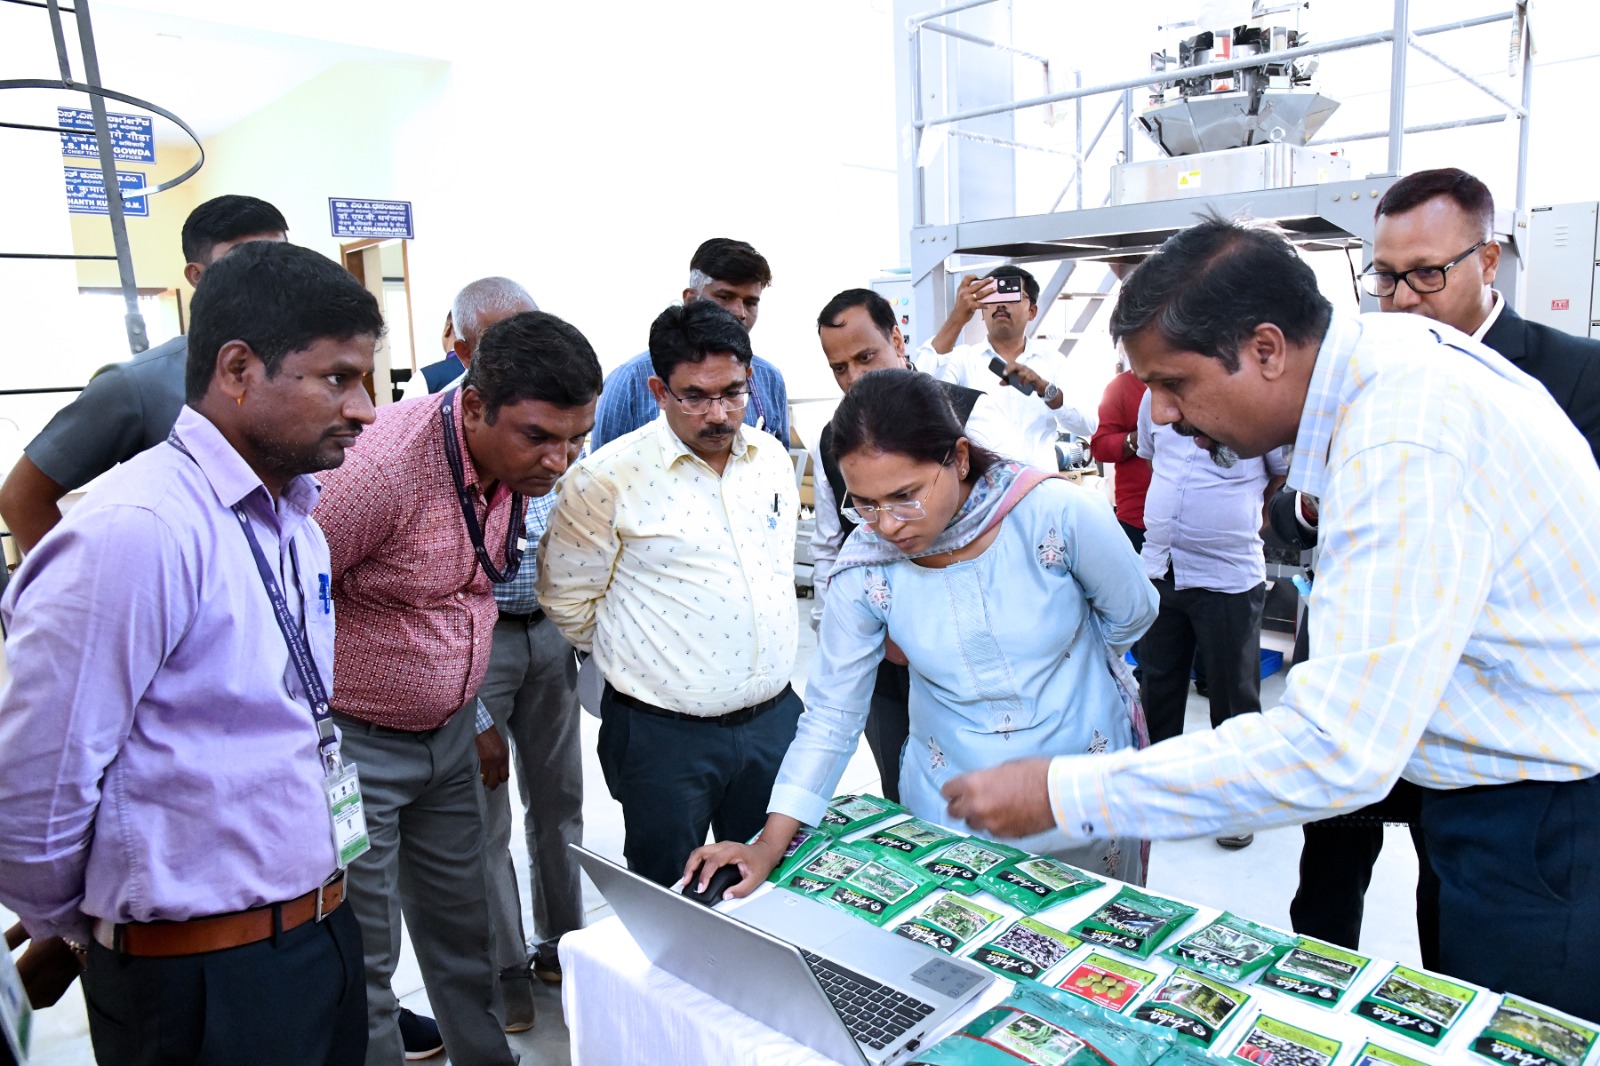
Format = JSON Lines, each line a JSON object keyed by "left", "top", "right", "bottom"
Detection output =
{"left": 681, "top": 813, "right": 801, "bottom": 899}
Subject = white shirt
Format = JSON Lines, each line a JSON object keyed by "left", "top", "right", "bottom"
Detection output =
{"left": 537, "top": 418, "right": 799, "bottom": 716}
{"left": 1046, "top": 311, "right": 1600, "bottom": 843}
{"left": 917, "top": 339, "right": 1097, "bottom": 470}
{"left": 806, "top": 387, "right": 1024, "bottom": 630}
{"left": 1471, "top": 289, "right": 1505, "bottom": 342}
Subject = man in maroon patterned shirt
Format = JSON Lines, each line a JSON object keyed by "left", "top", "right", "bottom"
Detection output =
{"left": 316, "top": 310, "right": 602, "bottom": 1065}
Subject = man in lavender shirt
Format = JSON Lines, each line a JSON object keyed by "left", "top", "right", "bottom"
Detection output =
{"left": 0, "top": 241, "right": 384, "bottom": 1066}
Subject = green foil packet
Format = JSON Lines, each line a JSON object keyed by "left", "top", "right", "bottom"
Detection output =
{"left": 977, "top": 856, "right": 1103, "bottom": 915}
{"left": 1131, "top": 967, "right": 1251, "bottom": 1047}
{"left": 761, "top": 825, "right": 831, "bottom": 884}
{"left": 820, "top": 852, "right": 941, "bottom": 926}
{"left": 861, "top": 818, "right": 965, "bottom": 861}
{"left": 970, "top": 917, "right": 1083, "bottom": 982}
{"left": 894, "top": 891, "right": 1004, "bottom": 954}
{"left": 1161, "top": 912, "right": 1294, "bottom": 984}
{"left": 1227, "top": 1015, "right": 1343, "bottom": 1066}
{"left": 1354, "top": 964, "right": 1479, "bottom": 1048}
{"left": 1470, "top": 996, "right": 1598, "bottom": 1066}
{"left": 1072, "top": 887, "right": 1197, "bottom": 959}
{"left": 818, "top": 793, "right": 906, "bottom": 837}
{"left": 1352, "top": 1042, "right": 1433, "bottom": 1066}
{"left": 1259, "top": 937, "right": 1371, "bottom": 1008}
{"left": 909, "top": 985, "right": 1175, "bottom": 1066}
{"left": 919, "top": 839, "right": 1030, "bottom": 883}
{"left": 780, "top": 842, "right": 874, "bottom": 896}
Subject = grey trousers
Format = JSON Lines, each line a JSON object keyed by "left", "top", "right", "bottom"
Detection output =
{"left": 336, "top": 707, "right": 517, "bottom": 1066}
{"left": 478, "top": 614, "right": 585, "bottom": 968}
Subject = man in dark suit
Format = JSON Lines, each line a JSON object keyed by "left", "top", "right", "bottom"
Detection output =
{"left": 1286, "top": 166, "right": 1600, "bottom": 961}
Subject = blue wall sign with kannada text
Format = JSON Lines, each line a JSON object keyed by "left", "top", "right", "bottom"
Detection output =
{"left": 57, "top": 107, "right": 156, "bottom": 164}
{"left": 64, "top": 167, "right": 150, "bottom": 216}
{"left": 329, "top": 198, "right": 414, "bottom": 240}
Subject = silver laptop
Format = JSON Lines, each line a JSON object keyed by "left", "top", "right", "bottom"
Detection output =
{"left": 574, "top": 846, "right": 994, "bottom": 1066}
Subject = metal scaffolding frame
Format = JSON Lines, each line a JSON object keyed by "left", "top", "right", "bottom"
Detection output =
{"left": 902, "top": 1, "right": 1533, "bottom": 333}
{"left": 1, "top": 0, "right": 205, "bottom": 356}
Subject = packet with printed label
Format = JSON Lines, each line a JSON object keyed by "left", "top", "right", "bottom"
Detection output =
{"left": 906, "top": 985, "right": 1175, "bottom": 1066}
{"left": 1351, "top": 1042, "right": 1432, "bottom": 1066}
{"left": 919, "top": 839, "right": 1030, "bottom": 884}
{"left": 969, "top": 917, "right": 1083, "bottom": 982}
{"left": 819, "top": 851, "right": 941, "bottom": 926}
{"left": 779, "top": 842, "right": 874, "bottom": 896}
{"left": 861, "top": 818, "right": 965, "bottom": 862}
{"left": 1058, "top": 953, "right": 1157, "bottom": 1013}
{"left": 1227, "top": 1015, "right": 1342, "bottom": 1066}
{"left": 976, "top": 856, "right": 1103, "bottom": 915}
{"left": 1161, "top": 912, "right": 1293, "bottom": 984}
{"left": 1469, "top": 996, "right": 1598, "bottom": 1066}
{"left": 1259, "top": 937, "right": 1370, "bottom": 1008}
{"left": 1354, "top": 964, "right": 1478, "bottom": 1048}
{"left": 1072, "top": 887, "right": 1197, "bottom": 959}
{"left": 760, "top": 824, "right": 831, "bottom": 884}
{"left": 818, "top": 793, "right": 906, "bottom": 837}
{"left": 893, "top": 891, "right": 1004, "bottom": 954}
{"left": 1131, "top": 967, "right": 1251, "bottom": 1048}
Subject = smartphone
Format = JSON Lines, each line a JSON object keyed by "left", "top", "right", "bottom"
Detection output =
{"left": 978, "top": 275, "right": 1024, "bottom": 304}
{"left": 988, "top": 355, "right": 1037, "bottom": 396}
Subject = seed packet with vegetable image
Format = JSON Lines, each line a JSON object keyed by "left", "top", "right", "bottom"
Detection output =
{"left": 1228, "top": 1015, "right": 1343, "bottom": 1066}
{"left": 862, "top": 818, "right": 965, "bottom": 861}
{"left": 1470, "top": 996, "right": 1599, "bottom": 1066}
{"left": 1132, "top": 967, "right": 1251, "bottom": 1048}
{"left": 818, "top": 793, "right": 905, "bottom": 836}
{"left": 1352, "top": 1041, "right": 1432, "bottom": 1066}
{"left": 906, "top": 984, "right": 1175, "bottom": 1066}
{"left": 780, "top": 842, "right": 874, "bottom": 895}
{"left": 894, "top": 892, "right": 1004, "bottom": 953}
{"left": 921, "top": 839, "right": 1030, "bottom": 884}
{"left": 1058, "top": 953, "right": 1157, "bottom": 1013}
{"left": 1072, "top": 887, "right": 1198, "bottom": 959}
{"left": 970, "top": 917, "right": 1083, "bottom": 982}
{"left": 759, "top": 825, "right": 830, "bottom": 884}
{"left": 1259, "top": 937, "right": 1371, "bottom": 1008}
{"left": 1162, "top": 912, "right": 1293, "bottom": 984}
{"left": 977, "top": 856, "right": 1103, "bottom": 915}
{"left": 1354, "top": 965, "right": 1478, "bottom": 1048}
{"left": 822, "top": 852, "right": 941, "bottom": 925}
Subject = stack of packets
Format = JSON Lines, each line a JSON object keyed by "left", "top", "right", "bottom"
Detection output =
{"left": 756, "top": 796, "right": 1600, "bottom": 1065}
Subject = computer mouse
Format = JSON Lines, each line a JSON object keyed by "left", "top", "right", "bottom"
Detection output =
{"left": 681, "top": 864, "right": 743, "bottom": 906}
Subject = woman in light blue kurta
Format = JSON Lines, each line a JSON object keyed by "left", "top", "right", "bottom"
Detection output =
{"left": 685, "top": 370, "right": 1158, "bottom": 894}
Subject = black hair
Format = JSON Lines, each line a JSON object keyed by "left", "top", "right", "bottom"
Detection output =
{"left": 185, "top": 242, "right": 383, "bottom": 402}
{"left": 181, "top": 194, "right": 289, "bottom": 265}
{"left": 829, "top": 369, "right": 1001, "bottom": 482}
{"left": 689, "top": 238, "right": 773, "bottom": 288}
{"left": 817, "top": 288, "right": 896, "bottom": 337}
{"left": 1109, "top": 213, "right": 1332, "bottom": 371}
{"left": 985, "top": 264, "right": 1040, "bottom": 305}
{"left": 464, "top": 311, "right": 603, "bottom": 421}
{"left": 1376, "top": 167, "right": 1495, "bottom": 237}
{"left": 648, "top": 300, "right": 754, "bottom": 381}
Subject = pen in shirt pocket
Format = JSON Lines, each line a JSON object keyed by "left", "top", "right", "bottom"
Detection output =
{"left": 773, "top": 493, "right": 779, "bottom": 514}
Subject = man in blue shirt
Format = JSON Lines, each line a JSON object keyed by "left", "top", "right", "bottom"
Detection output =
{"left": 589, "top": 238, "right": 789, "bottom": 451}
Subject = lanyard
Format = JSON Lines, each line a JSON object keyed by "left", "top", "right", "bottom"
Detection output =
{"left": 166, "top": 434, "right": 340, "bottom": 771}
{"left": 439, "top": 388, "right": 525, "bottom": 584}
{"left": 748, "top": 380, "right": 769, "bottom": 434}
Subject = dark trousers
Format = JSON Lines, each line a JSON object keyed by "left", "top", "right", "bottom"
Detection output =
{"left": 1289, "top": 779, "right": 1441, "bottom": 969}
{"left": 863, "top": 660, "right": 912, "bottom": 804}
{"left": 1139, "top": 575, "right": 1266, "bottom": 744}
{"left": 1118, "top": 520, "right": 1145, "bottom": 555}
{"left": 82, "top": 902, "right": 366, "bottom": 1066}
{"left": 1421, "top": 774, "right": 1600, "bottom": 1019}
{"left": 598, "top": 685, "right": 804, "bottom": 886}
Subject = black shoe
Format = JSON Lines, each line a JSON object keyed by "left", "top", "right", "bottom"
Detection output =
{"left": 1215, "top": 833, "right": 1254, "bottom": 849}
{"left": 531, "top": 941, "right": 562, "bottom": 985}
{"left": 1194, "top": 680, "right": 1210, "bottom": 698}
{"left": 399, "top": 1008, "right": 444, "bottom": 1060}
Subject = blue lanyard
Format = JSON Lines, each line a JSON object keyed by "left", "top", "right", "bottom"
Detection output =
{"left": 440, "top": 388, "right": 525, "bottom": 583}
{"left": 168, "top": 434, "right": 339, "bottom": 769}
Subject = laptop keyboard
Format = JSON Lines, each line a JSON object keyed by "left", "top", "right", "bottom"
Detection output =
{"left": 801, "top": 951, "right": 936, "bottom": 1051}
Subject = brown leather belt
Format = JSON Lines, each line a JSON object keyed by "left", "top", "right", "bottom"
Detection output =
{"left": 607, "top": 685, "right": 791, "bottom": 727}
{"left": 91, "top": 873, "right": 346, "bottom": 957}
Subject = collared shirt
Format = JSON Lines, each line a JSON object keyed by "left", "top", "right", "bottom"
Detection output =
{"left": 589, "top": 350, "right": 790, "bottom": 453}
{"left": 492, "top": 490, "right": 558, "bottom": 616}
{"left": 1471, "top": 288, "right": 1505, "bottom": 342}
{"left": 315, "top": 392, "right": 517, "bottom": 731}
{"left": 1136, "top": 390, "right": 1287, "bottom": 593}
{"left": 917, "top": 338, "right": 1097, "bottom": 470}
{"left": 1045, "top": 311, "right": 1600, "bottom": 843}
{"left": 538, "top": 418, "right": 799, "bottom": 716}
{"left": 0, "top": 407, "right": 337, "bottom": 941}
{"left": 1088, "top": 369, "right": 1153, "bottom": 529}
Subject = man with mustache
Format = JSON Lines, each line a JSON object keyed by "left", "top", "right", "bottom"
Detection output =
{"left": 315, "top": 310, "right": 601, "bottom": 1065}
{"left": 1133, "top": 386, "right": 1287, "bottom": 851}
{"left": 0, "top": 241, "right": 381, "bottom": 1064}
{"left": 919, "top": 265, "right": 1097, "bottom": 470}
{"left": 539, "top": 301, "right": 801, "bottom": 887}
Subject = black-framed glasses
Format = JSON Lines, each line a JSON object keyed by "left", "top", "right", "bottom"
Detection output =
{"left": 842, "top": 462, "right": 945, "bottom": 526}
{"left": 660, "top": 381, "right": 750, "bottom": 416}
{"left": 1358, "top": 241, "right": 1485, "bottom": 298}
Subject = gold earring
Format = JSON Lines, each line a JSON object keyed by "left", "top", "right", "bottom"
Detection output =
{"left": 236, "top": 394, "right": 244, "bottom": 406}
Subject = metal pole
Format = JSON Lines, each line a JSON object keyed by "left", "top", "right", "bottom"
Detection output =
{"left": 1514, "top": 3, "right": 1532, "bottom": 213}
{"left": 1074, "top": 70, "right": 1083, "bottom": 211}
{"left": 906, "top": 0, "right": 997, "bottom": 27}
{"left": 1407, "top": 35, "right": 1524, "bottom": 117}
{"left": 910, "top": 20, "right": 927, "bottom": 227}
{"left": 1122, "top": 89, "right": 1133, "bottom": 161}
{"left": 1413, "top": 11, "right": 1511, "bottom": 37}
{"left": 1386, "top": 0, "right": 1408, "bottom": 175}
{"left": 70, "top": 0, "right": 148, "bottom": 354}
{"left": 1048, "top": 95, "right": 1123, "bottom": 212}
{"left": 44, "top": 0, "right": 74, "bottom": 81}
{"left": 1307, "top": 113, "right": 1505, "bottom": 146}
{"left": 919, "top": 20, "right": 1049, "bottom": 65}
{"left": 921, "top": 26, "right": 1397, "bottom": 128}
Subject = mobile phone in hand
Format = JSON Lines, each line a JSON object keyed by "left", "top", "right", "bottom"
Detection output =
{"left": 988, "top": 355, "right": 1037, "bottom": 396}
{"left": 978, "top": 275, "right": 1024, "bottom": 303}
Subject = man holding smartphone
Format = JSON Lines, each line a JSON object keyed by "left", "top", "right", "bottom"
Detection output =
{"left": 918, "top": 265, "right": 1096, "bottom": 470}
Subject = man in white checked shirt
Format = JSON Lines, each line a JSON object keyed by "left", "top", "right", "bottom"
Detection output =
{"left": 943, "top": 215, "right": 1600, "bottom": 1019}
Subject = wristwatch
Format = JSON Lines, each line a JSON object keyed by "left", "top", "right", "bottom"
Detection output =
{"left": 1042, "top": 383, "right": 1062, "bottom": 403}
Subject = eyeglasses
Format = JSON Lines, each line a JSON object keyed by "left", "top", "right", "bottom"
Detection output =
{"left": 660, "top": 381, "right": 750, "bottom": 416}
{"left": 1358, "top": 241, "right": 1486, "bottom": 298}
{"left": 842, "top": 462, "right": 945, "bottom": 526}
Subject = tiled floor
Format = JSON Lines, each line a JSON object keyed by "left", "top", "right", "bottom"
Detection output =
{"left": 9, "top": 599, "right": 1424, "bottom": 1064}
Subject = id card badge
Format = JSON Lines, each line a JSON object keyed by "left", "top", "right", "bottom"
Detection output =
{"left": 325, "top": 761, "right": 371, "bottom": 868}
